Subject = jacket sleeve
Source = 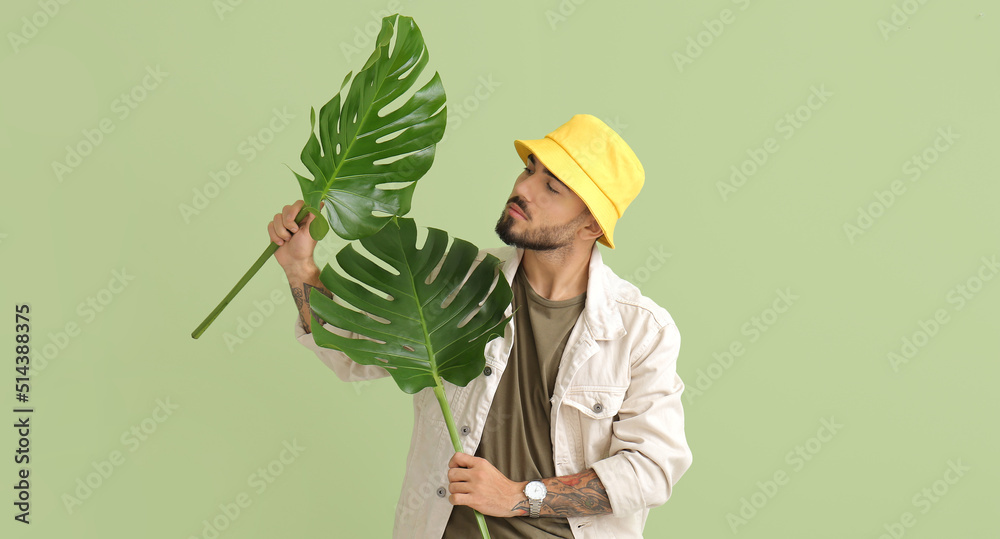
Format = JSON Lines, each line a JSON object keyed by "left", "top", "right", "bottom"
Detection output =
{"left": 589, "top": 322, "right": 693, "bottom": 517}
{"left": 293, "top": 317, "right": 391, "bottom": 383}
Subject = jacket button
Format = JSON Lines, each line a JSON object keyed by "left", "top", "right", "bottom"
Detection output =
{"left": 483, "top": 366, "right": 492, "bottom": 376}
{"left": 460, "top": 425, "right": 471, "bottom": 436}
{"left": 592, "top": 402, "right": 604, "bottom": 413}
{"left": 437, "top": 487, "right": 447, "bottom": 497}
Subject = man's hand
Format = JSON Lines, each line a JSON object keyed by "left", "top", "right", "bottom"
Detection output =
{"left": 447, "top": 452, "right": 525, "bottom": 518}
{"left": 267, "top": 199, "right": 325, "bottom": 274}
{"left": 269, "top": 199, "right": 331, "bottom": 333}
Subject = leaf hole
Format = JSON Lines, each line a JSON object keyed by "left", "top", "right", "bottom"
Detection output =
{"left": 372, "top": 150, "right": 419, "bottom": 166}
{"left": 374, "top": 181, "right": 413, "bottom": 191}
{"left": 376, "top": 48, "right": 431, "bottom": 119}
{"left": 365, "top": 311, "right": 391, "bottom": 325}
{"left": 351, "top": 242, "right": 402, "bottom": 277}
{"left": 375, "top": 128, "right": 406, "bottom": 144}
{"left": 397, "top": 54, "right": 418, "bottom": 81}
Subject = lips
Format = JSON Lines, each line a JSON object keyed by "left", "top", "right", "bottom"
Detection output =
{"left": 508, "top": 203, "right": 526, "bottom": 219}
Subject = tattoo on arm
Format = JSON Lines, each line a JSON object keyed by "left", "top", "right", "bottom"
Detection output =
{"left": 510, "top": 468, "right": 613, "bottom": 518}
{"left": 291, "top": 282, "right": 333, "bottom": 331}
{"left": 291, "top": 286, "right": 307, "bottom": 330}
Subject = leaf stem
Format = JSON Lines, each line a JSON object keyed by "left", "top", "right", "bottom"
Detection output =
{"left": 191, "top": 207, "right": 310, "bottom": 339}
{"left": 432, "top": 375, "right": 492, "bottom": 539}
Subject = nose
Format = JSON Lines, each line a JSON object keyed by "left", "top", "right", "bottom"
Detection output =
{"left": 513, "top": 170, "right": 544, "bottom": 201}
{"left": 510, "top": 182, "right": 536, "bottom": 218}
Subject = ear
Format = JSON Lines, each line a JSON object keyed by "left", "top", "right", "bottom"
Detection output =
{"left": 579, "top": 215, "right": 604, "bottom": 242}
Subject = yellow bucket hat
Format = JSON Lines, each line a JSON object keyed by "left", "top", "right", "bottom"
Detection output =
{"left": 513, "top": 114, "right": 644, "bottom": 249}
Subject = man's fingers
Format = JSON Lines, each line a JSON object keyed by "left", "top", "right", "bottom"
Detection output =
{"left": 271, "top": 214, "right": 292, "bottom": 243}
{"left": 267, "top": 221, "right": 281, "bottom": 244}
{"left": 282, "top": 204, "right": 300, "bottom": 233}
{"left": 450, "top": 451, "right": 475, "bottom": 469}
{"left": 448, "top": 467, "right": 471, "bottom": 482}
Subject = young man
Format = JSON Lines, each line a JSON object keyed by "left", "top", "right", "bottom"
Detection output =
{"left": 269, "top": 114, "right": 693, "bottom": 538}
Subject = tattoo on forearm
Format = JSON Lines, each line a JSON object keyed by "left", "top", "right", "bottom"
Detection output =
{"left": 510, "top": 468, "right": 613, "bottom": 518}
{"left": 291, "top": 282, "right": 332, "bottom": 331}
{"left": 291, "top": 285, "right": 307, "bottom": 330}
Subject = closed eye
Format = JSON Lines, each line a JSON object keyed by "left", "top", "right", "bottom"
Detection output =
{"left": 523, "top": 166, "right": 560, "bottom": 194}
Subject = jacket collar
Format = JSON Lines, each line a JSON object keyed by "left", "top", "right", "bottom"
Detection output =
{"left": 497, "top": 242, "right": 626, "bottom": 341}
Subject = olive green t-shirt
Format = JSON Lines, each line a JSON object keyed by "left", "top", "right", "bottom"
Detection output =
{"left": 442, "top": 264, "right": 586, "bottom": 538}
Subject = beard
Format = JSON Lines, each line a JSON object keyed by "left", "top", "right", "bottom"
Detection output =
{"left": 494, "top": 202, "right": 588, "bottom": 251}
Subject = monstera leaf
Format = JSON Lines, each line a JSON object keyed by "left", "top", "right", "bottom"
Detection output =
{"left": 293, "top": 13, "right": 446, "bottom": 240}
{"left": 309, "top": 216, "right": 513, "bottom": 539}
{"left": 309, "top": 217, "right": 513, "bottom": 393}
{"left": 192, "top": 13, "right": 445, "bottom": 339}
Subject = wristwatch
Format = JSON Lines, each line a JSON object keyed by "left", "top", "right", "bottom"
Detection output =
{"left": 523, "top": 480, "right": 547, "bottom": 518}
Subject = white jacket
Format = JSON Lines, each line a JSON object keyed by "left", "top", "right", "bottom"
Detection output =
{"left": 294, "top": 242, "right": 693, "bottom": 538}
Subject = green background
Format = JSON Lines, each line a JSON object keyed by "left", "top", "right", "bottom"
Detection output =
{"left": 2, "top": 0, "right": 997, "bottom": 537}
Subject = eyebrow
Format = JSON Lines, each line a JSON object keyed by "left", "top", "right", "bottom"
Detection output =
{"left": 527, "top": 154, "right": 568, "bottom": 189}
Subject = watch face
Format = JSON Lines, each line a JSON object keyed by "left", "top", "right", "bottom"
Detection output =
{"left": 525, "top": 481, "right": 546, "bottom": 499}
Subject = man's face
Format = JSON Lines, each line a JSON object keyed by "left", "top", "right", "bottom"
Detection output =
{"left": 494, "top": 153, "right": 597, "bottom": 251}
